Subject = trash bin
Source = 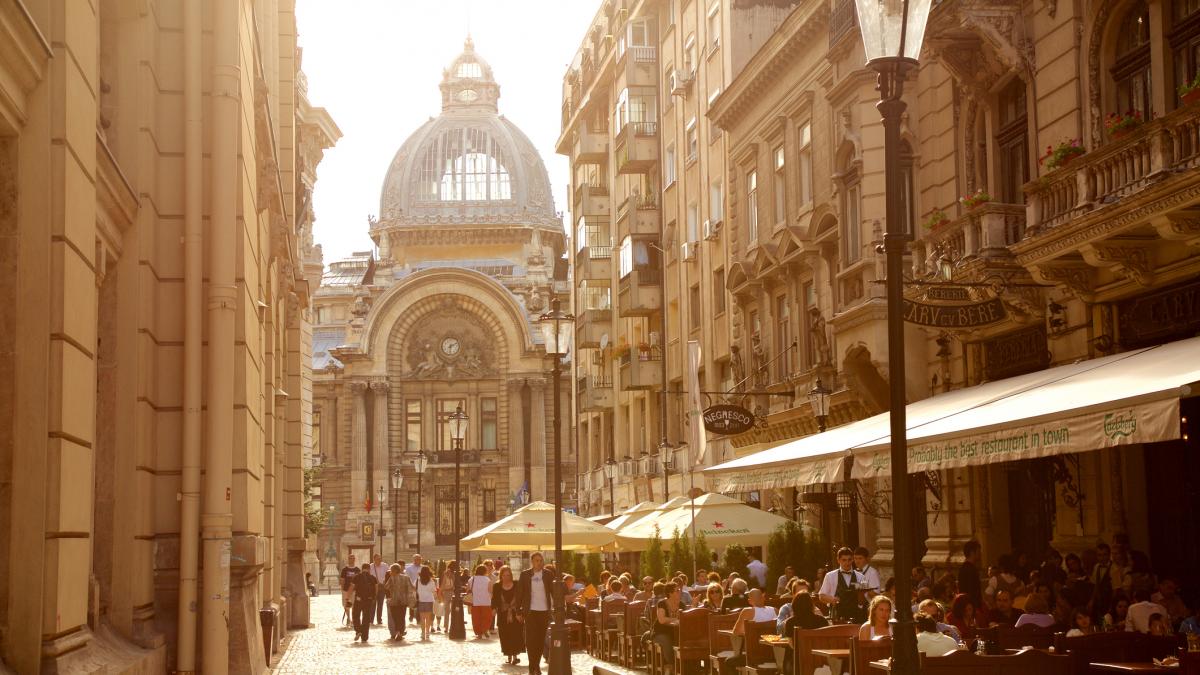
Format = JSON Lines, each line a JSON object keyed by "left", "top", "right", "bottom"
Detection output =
{"left": 259, "top": 607, "right": 276, "bottom": 665}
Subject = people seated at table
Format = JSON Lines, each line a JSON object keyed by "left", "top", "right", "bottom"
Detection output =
{"left": 945, "top": 593, "right": 980, "bottom": 641}
{"left": 602, "top": 579, "right": 624, "bottom": 607}
{"left": 1178, "top": 599, "right": 1200, "bottom": 635}
{"left": 1065, "top": 606, "right": 1096, "bottom": 636}
{"left": 1014, "top": 593, "right": 1056, "bottom": 629}
{"left": 673, "top": 573, "right": 693, "bottom": 605}
{"left": 859, "top": 595, "right": 894, "bottom": 640}
{"left": 782, "top": 590, "right": 828, "bottom": 634}
{"left": 633, "top": 576, "right": 655, "bottom": 602}
{"left": 1126, "top": 588, "right": 1170, "bottom": 633}
{"left": 1148, "top": 612, "right": 1171, "bottom": 636}
{"left": 1103, "top": 591, "right": 1131, "bottom": 631}
{"left": 719, "top": 589, "right": 778, "bottom": 675}
{"left": 721, "top": 578, "right": 750, "bottom": 613}
{"left": 985, "top": 554, "right": 1027, "bottom": 606}
{"left": 917, "top": 598, "right": 962, "bottom": 641}
{"left": 912, "top": 566, "right": 932, "bottom": 593}
{"left": 915, "top": 612, "right": 961, "bottom": 657}
{"left": 649, "top": 581, "right": 683, "bottom": 673}
{"left": 1150, "top": 577, "right": 1190, "bottom": 626}
{"left": 700, "top": 582, "right": 725, "bottom": 611}
{"left": 986, "top": 589, "right": 1022, "bottom": 627}
{"left": 776, "top": 565, "right": 797, "bottom": 595}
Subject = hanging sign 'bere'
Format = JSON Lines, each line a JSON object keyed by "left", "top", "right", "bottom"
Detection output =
{"left": 702, "top": 404, "right": 756, "bottom": 436}
{"left": 902, "top": 296, "right": 1007, "bottom": 328}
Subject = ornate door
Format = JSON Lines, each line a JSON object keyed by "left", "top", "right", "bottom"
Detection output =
{"left": 434, "top": 485, "right": 469, "bottom": 546}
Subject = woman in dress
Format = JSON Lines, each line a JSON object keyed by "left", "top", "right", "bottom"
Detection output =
{"left": 491, "top": 565, "right": 524, "bottom": 665}
{"left": 415, "top": 565, "right": 438, "bottom": 641}
{"left": 468, "top": 564, "right": 495, "bottom": 639}
{"left": 946, "top": 593, "right": 980, "bottom": 641}
{"left": 859, "top": 595, "right": 894, "bottom": 640}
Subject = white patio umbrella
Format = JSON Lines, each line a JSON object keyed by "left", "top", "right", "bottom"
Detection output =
{"left": 459, "top": 501, "right": 618, "bottom": 552}
{"left": 604, "top": 501, "right": 660, "bottom": 531}
{"left": 613, "top": 492, "right": 794, "bottom": 550}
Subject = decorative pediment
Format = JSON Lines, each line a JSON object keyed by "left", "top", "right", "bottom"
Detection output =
{"left": 401, "top": 301, "right": 499, "bottom": 379}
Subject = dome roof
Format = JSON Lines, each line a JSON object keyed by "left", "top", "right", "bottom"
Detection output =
{"left": 377, "top": 38, "right": 559, "bottom": 229}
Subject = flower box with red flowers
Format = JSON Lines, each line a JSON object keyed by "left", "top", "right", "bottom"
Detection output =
{"left": 922, "top": 209, "right": 951, "bottom": 232}
{"left": 1180, "top": 73, "right": 1200, "bottom": 104}
{"left": 1104, "top": 110, "right": 1143, "bottom": 139}
{"left": 1039, "top": 139, "right": 1086, "bottom": 172}
{"left": 958, "top": 189, "right": 991, "bottom": 211}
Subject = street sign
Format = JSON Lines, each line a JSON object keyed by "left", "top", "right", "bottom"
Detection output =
{"left": 702, "top": 403, "right": 756, "bottom": 436}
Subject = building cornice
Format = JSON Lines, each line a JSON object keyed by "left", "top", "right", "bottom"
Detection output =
{"left": 0, "top": 0, "right": 51, "bottom": 130}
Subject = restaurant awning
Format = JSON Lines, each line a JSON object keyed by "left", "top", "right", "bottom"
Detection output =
{"left": 605, "top": 501, "right": 659, "bottom": 531}
{"left": 705, "top": 336, "right": 1199, "bottom": 491}
{"left": 613, "top": 493, "right": 795, "bottom": 550}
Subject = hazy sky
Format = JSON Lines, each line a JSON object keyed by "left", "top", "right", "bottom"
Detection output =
{"left": 296, "top": 0, "right": 598, "bottom": 264}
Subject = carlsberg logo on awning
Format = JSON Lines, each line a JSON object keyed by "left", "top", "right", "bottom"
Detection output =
{"left": 1103, "top": 410, "right": 1137, "bottom": 439}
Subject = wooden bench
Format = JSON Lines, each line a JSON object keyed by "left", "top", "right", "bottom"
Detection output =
{"left": 620, "top": 600, "right": 648, "bottom": 669}
{"left": 674, "top": 607, "right": 711, "bottom": 675}
{"left": 918, "top": 648, "right": 1071, "bottom": 675}
{"left": 1052, "top": 632, "right": 1182, "bottom": 675}
{"left": 707, "top": 612, "right": 739, "bottom": 675}
{"left": 739, "top": 619, "right": 780, "bottom": 675}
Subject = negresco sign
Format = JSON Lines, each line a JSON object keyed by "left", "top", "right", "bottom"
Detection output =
{"left": 702, "top": 404, "right": 756, "bottom": 436}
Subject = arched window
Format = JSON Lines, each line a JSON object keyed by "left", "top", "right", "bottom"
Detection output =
{"left": 1112, "top": 1, "right": 1152, "bottom": 116}
{"left": 415, "top": 127, "right": 513, "bottom": 202}
{"left": 996, "top": 78, "right": 1029, "bottom": 208}
{"left": 1171, "top": 0, "right": 1200, "bottom": 101}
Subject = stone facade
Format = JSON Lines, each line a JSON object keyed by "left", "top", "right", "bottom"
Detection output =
{"left": 310, "top": 40, "right": 574, "bottom": 570}
{"left": 0, "top": 1, "right": 338, "bottom": 673}
{"left": 561, "top": 0, "right": 1200, "bottom": 581}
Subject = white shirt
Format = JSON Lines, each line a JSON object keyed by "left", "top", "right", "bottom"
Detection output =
{"left": 747, "top": 559, "right": 768, "bottom": 588}
{"left": 405, "top": 562, "right": 422, "bottom": 584}
{"left": 1126, "top": 600, "right": 1169, "bottom": 633}
{"left": 917, "top": 631, "right": 960, "bottom": 657}
{"left": 858, "top": 564, "right": 882, "bottom": 594}
{"left": 470, "top": 575, "right": 493, "bottom": 606}
{"left": 752, "top": 606, "right": 778, "bottom": 622}
{"left": 416, "top": 579, "right": 436, "bottom": 603}
{"left": 370, "top": 562, "right": 388, "bottom": 583}
{"left": 819, "top": 568, "right": 866, "bottom": 600}
{"left": 529, "top": 570, "right": 549, "bottom": 611}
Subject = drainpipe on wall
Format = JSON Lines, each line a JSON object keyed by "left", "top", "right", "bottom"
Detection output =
{"left": 203, "top": 0, "right": 240, "bottom": 670}
{"left": 175, "top": 1, "right": 203, "bottom": 671}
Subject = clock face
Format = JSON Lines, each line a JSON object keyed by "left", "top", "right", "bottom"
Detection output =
{"left": 457, "top": 89, "right": 479, "bottom": 103}
{"left": 441, "top": 336, "right": 461, "bottom": 357}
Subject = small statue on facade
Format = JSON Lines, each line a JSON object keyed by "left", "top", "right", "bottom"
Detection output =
{"left": 751, "top": 332, "right": 768, "bottom": 387}
{"left": 730, "top": 345, "right": 746, "bottom": 392}
{"left": 809, "top": 308, "right": 832, "bottom": 366}
{"left": 410, "top": 342, "right": 443, "bottom": 378}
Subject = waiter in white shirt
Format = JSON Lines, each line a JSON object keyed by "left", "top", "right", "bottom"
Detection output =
{"left": 819, "top": 547, "right": 869, "bottom": 623}
{"left": 853, "top": 546, "right": 882, "bottom": 597}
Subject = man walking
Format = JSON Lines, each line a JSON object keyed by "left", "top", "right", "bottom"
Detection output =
{"left": 517, "top": 552, "right": 558, "bottom": 675}
{"left": 370, "top": 553, "right": 389, "bottom": 625}
{"left": 747, "top": 553, "right": 767, "bottom": 590}
{"left": 405, "top": 554, "right": 423, "bottom": 625}
{"left": 352, "top": 562, "right": 379, "bottom": 642}
{"left": 339, "top": 554, "right": 359, "bottom": 626}
{"left": 384, "top": 562, "right": 414, "bottom": 640}
{"left": 958, "top": 540, "right": 983, "bottom": 609}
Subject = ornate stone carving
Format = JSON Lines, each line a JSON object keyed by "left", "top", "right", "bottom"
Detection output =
{"left": 1152, "top": 211, "right": 1200, "bottom": 249}
{"left": 349, "top": 381, "right": 368, "bottom": 395}
{"left": 368, "top": 380, "right": 390, "bottom": 393}
{"left": 400, "top": 304, "right": 498, "bottom": 379}
{"left": 730, "top": 345, "right": 746, "bottom": 392}
{"left": 1080, "top": 241, "right": 1154, "bottom": 286}
{"left": 751, "top": 333, "right": 768, "bottom": 387}
{"left": 1031, "top": 263, "right": 1096, "bottom": 301}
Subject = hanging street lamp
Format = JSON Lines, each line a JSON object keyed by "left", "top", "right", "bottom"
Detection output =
{"left": 850, "top": 0, "right": 934, "bottom": 670}
{"left": 808, "top": 378, "right": 832, "bottom": 433}
{"left": 538, "top": 297, "right": 574, "bottom": 675}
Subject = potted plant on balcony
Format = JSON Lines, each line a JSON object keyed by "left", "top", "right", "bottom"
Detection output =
{"left": 637, "top": 342, "right": 653, "bottom": 360}
{"left": 1039, "top": 139, "right": 1086, "bottom": 172}
{"left": 958, "top": 188, "right": 991, "bottom": 212}
{"left": 1104, "top": 110, "right": 1143, "bottom": 139}
{"left": 1180, "top": 72, "right": 1200, "bottom": 105}
{"left": 922, "top": 208, "right": 951, "bottom": 232}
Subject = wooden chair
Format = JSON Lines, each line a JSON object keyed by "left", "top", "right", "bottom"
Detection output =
{"left": 620, "top": 600, "right": 648, "bottom": 669}
{"left": 739, "top": 619, "right": 781, "bottom": 674}
{"left": 850, "top": 637, "right": 892, "bottom": 675}
{"left": 707, "top": 611, "right": 739, "bottom": 675}
{"left": 583, "top": 597, "right": 600, "bottom": 655}
{"left": 1052, "top": 631, "right": 1183, "bottom": 675}
{"left": 794, "top": 624, "right": 861, "bottom": 675}
{"left": 978, "top": 623, "right": 1056, "bottom": 650}
{"left": 918, "top": 648, "right": 1071, "bottom": 675}
{"left": 673, "top": 607, "right": 711, "bottom": 675}
{"left": 1179, "top": 649, "right": 1200, "bottom": 675}
{"left": 598, "top": 597, "right": 626, "bottom": 661}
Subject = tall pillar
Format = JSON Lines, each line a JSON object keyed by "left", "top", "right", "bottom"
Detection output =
{"left": 370, "top": 381, "right": 390, "bottom": 552}
{"left": 530, "top": 379, "right": 547, "bottom": 501}
{"left": 508, "top": 380, "right": 526, "bottom": 503}
{"left": 350, "top": 381, "right": 368, "bottom": 510}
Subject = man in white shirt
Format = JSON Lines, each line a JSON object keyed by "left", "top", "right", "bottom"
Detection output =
{"left": 915, "top": 613, "right": 961, "bottom": 656}
{"left": 1126, "top": 589, "right": 1170, "bottom": 633}
{"left": 518, "top": 552, "right": 558, "bottom": 675}
{"left": 853, "top": 546, "right": 882, "bottom": 598}
{"left": 403, "top": 554, "right": 423, "bottom": 625}
{"left": 370, "top": 553, "right": 389, "bottom": 625}
{"left": 747, "top": 553, "right": 768, "bottom": 590}
{"left": 819, "top": 547, "right": 868, "bottom": 623}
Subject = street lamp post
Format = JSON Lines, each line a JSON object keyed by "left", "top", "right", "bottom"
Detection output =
{"left": 808, "top": 378, "right": 832, "bottom": 432}
{"left": 538, "top": 298, "right": 574, "bottom": 675}
{"left": 603, "top": 457, "right": 618, "bottom": 516}
{"left": 326, "top": 503, "right": 336, "bottom": 594}
{"left": 390, "top": 468, "right": 403, "bottom": 562}
{"left": 377, "top": 484, "right": 387, "bottom": 559}
{"left": 448, "top": 406, "right": 469, "bottom": 641}
{"left": 849, "top": 0, "right": 933, "bottom": 671}
{"left": 658, "top": 441, "right": 672, "bottom": 500}
{"left": 414, "top": 449, "right": 428, "bottom": 557}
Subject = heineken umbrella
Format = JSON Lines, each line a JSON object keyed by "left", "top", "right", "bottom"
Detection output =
{"left": 604, "top": 501, "right": 660, "bottom": 531}
{"left": 460, "top": 501, "right": 618, "bottom": 552}
{"left": 614, "top": 492, "right": 793, "bottom": 550}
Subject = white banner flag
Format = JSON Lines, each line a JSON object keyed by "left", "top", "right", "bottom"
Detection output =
{"left": 687, "top": 340, "right": 707, "bottom": 467}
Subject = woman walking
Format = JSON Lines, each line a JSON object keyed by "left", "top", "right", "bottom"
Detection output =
{"left": 415, "top": 565, "right": 438, "bottom": 641}
{"left": 469, "top": 564, "right": 495, "bottom": 639}
{"left": 433, "top": 560, "right": 447, "bottom": 633}
{"left": 384, "top": 562, "right": 414, "bottom": 641}
{"left": 491, "top": 565, "right": 524, "bottom": 665}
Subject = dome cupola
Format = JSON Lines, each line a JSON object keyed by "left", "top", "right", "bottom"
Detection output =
{"left": 440, "top": 36, "right": 501, "bottom": 113}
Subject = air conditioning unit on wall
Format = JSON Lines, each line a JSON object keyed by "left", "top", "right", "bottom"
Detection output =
{"left": 703, "top": 219, "right": 721, "bottom": 241}
{"left": 681, "top": 240, "right": 698, "bottom": 261}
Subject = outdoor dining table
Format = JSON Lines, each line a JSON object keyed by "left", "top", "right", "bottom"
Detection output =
{"left": 1089, "top": 663, "right": 1180, "bottom": 673}
{"left": 868, "top": 658, "right": 891, "bottom": 671}
{"left": 813, "top": 647, "right": 851, "bottom": 674}
{"left": 719, "top": 628, "right": 743, "bottom": 655}
{"left": 759, "top": 637, "right": 792, "bottom": 670}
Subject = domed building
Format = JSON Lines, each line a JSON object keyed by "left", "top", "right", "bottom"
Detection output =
{"left": 311, "top": 39, "right": 572, "bottom": 567}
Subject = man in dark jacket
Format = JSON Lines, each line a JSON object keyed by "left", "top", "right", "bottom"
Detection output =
{"left": 352, "top": 562, "right": 378, "bottom": 643}
{"left": 959, "top": 540, "right": 983, "bottom": 610}
{"left": 516, "top": 552, "right": 560, "bottom": 675}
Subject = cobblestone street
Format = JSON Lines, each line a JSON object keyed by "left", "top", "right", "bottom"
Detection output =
{"left": 273, "top": 594, "right": 638, "bottom": 674}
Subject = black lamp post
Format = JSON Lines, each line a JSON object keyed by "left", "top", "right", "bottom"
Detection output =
{"left": 808, "top": 378, "right": 832, "bottom": 432}
{"left": 326, "top": 503, "right": 336, "bottom": 593}
{"left": 448, "top": 406, "right": 468, "bottom": 640}
{"left": 390, "top": 468, "right": 403, "bottom": 561}
{"left": 603, "top": 457, "right": 618, "bottom": 516}
{"left": 658, "top": 441, "right": 672, "bottom": 500}
{"left": 538, "top": 298, "right": 574, "bottom": 675}
{"left": 377, "top": 483, "right": 387, "bottom": 559}
{"left": 413, "top": 449, "right": 428, "bottom": 557}
{"left": 850, "top": 0, "right": 933, "bottom": 670}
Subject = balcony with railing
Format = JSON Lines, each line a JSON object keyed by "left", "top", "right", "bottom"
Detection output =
{"left": 916, "top": 202, "right": 1026, "bottom": 266}
{"left": 578, "top": 373, "right": 615, "bottom": 412}
{"left": 615, "top": 122, "right": 659, "bottom": 174}
{"left": 829, "top": 0, "right": 859, "bottom": 48}
{"left": 573, "top": 181, "right": 610, "bottom": 217}
{"left": 576, "top": 307, "right": 612, "bottom": 348}
{"left": 617, "top": 268, "right": 662, "bottom": 316}
{"left": 617, "top": 344, "right": 663, "bottom": 391}
{"left": 1024, "top": 104, "right": 1200, "bottom": 236}
{"left": 575, "top": 242, "right": 613, "bottom": 281}
{"left": 573, "top": 124, "right": 608, "bottom": 163}
{"left": 618, "top": 45, "right": 657, "bottom": 88}
{"left": 616, "top": 192, "right": 660, "bottom": 236}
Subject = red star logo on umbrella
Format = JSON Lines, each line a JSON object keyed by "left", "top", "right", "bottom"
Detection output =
{"left": 526, "top": 522, "right": 537, "bottom": 528}
{"left": 713, "top": 521, "right": 725, "bottom": 529}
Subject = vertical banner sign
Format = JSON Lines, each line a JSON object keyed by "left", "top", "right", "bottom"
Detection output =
{"left": 687, "top": 340, "right": 707, "bottom": 466}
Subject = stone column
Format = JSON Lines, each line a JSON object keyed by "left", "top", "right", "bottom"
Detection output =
{"left": 350, "top": 381, "right": 368, "bottom": 510}
{"left": 370, "top": 380, "right": 390, "bottom": 553}
{"left": 508, "top": 380, "right": 526, "bottom": 503}
{"left": 530, "top": 379, "right": 546, "bottom": 501}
